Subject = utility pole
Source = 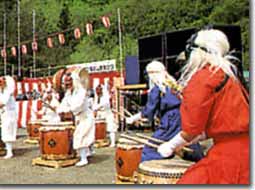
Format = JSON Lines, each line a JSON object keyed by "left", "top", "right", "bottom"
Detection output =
{"left": 3, "top": 12, "right": 7, "bottom": 75}
{"left": 32, "top": 9, "right": 36, "bottom": 77}
{"left": 17, "top": 0, "right": 21, "bottom": 77}
{"left": 117, "top": 8, "right": 123, "bottom": 78}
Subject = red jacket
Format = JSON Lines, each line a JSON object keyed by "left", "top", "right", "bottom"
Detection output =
{"left": 178, "top": 65, "right": 249, "bottom": 184}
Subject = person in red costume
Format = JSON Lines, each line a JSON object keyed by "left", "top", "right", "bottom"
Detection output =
{"left": 157, "top": 29, "right": 249, "bottom": 184}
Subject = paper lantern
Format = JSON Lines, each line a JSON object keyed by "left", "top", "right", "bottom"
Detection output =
{"left": 74, "top": 28, "right": 81, "bottom": 39}
{"left": 47, "top": 37, "right": 53, "bottom": 48}
{"left": 32, "top": 41, "right": 38, "bottom": 51}
{"left": 58, "top": 33, "right": 65, "bottom": 45}
{"left": 86, "top": 23, "right": 93, "bottom": 35}
{"left": 21, "top": 45, "right": 27, "bottom": 55}
{"left": 11, "top": 47, "right": 16, "bottom": 57}
{"left": 102, "top": 16, "right": 111, "bottom": 28}
{"left": 1, "top": 49, "right": 6, "bottom": 58}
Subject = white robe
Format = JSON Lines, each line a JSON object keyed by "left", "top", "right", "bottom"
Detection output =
{"left": 0, "top": 88, "right": 17, "bottom": 142}
{"left": 38, "top": 98, "right": 60, "bottom": 122}
{"left": 93, "top": 93, "right": 118, "bottom": 132}
{"left": 58, "top": 88, "right": 95, "bottom": 149}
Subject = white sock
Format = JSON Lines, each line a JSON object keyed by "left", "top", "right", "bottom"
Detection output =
{"left": 4, "top": 142, "right": 13, "bottom": 158}
{"left": 79, "top": 148, "right": 88, "bottom": 161}
{"left": 75, "top": 148, "right": 89, "bottom": 166}
{"left": 109, "top": 132, "right": 115, "bottom": 146}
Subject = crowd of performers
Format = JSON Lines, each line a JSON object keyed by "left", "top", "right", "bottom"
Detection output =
{"left": 0, "top": 28, "right": 249, "bottom": 184}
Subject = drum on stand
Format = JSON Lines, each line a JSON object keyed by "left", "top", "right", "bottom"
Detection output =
{"left": 39, "top": 121, "right": 75, "bottom": 160}
{"left": 115, "top": 137, "right": 144, "bottom": 182}
{"left": 136, "top": 159, "right": 194, "bottom": 184}
{"left": 95, "top": 119, "right": 107, "bottom": 140}
{"left": 0, "top": 125, "right": 5, "bottom": 148}
{"left": 27, "top": 119, "right": 47, "bottom": 140}
{"left": 94, "top": 119, "right": 110, "bottom": 148}
{"left": 60, "top": 112, "right": 74, "bottom": 122}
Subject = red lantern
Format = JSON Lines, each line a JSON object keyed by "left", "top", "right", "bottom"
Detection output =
{"left": 11, "top": 47, "right": 16, "bottom": 57}
{"left": 1, "top": 49, "right": 6, "bottom": 58}
{"left": 101, "top": 16, "right": 111, "bottom": 28}
{"left": 74, "top": 28, "right": 81, "bottom": 39}
{"left": 86, "top": 23, "right": 93, "bottom": 35}
{"left": 47, "top": 37, "right": 54, "bottom": 48}
{"left": 21, "top": 45, "right": 27, "bottom": 55}
{"left": 58, "top": 33, "right": 65, "bottom": 45}
{"left": 32, "top": 41, "right": 38, "bottom": 51}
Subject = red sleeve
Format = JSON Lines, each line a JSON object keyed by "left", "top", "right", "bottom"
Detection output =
{"left": 180, "top": 67, "right": 224, "bottom": 135}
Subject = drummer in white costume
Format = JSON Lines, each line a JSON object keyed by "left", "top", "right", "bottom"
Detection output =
{"left": 93, "top": 84, "right": 118, "bottom": 147}
{"left": 58, "top": 71, "right": 95, "bottom": 167}
{"left": 37, "top": 87, "right": 60, "bottom": 122}
{"left": 0, "top": 76, "right": 17, "bottom": 159}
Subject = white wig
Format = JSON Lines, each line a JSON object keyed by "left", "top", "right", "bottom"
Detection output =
{"left": 178, "top": 29, "right": 238, "bottom": 87}
{"left": 146, "top": 60, "right": 177, "bottom": 92}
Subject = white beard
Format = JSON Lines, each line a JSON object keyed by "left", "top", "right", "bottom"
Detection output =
{"left": 148, "top": 72, "right": 166, "bottom": 93}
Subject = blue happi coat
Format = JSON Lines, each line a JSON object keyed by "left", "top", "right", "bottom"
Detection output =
{"left": 141, "top": 85, "right": 204, "bottom": 162}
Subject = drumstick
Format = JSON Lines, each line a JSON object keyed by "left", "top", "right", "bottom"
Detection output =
{"left": 41, "top": 100, "right": 57, "bottom": 113}
{"left": 124, "top": 109, "right": 132, "bottom": 117}
{"left": 135, "top": 133, "right": 193, "bottom": 153}
{"left": 112, "top": 109, "right": 128, "bottom": 119}
{"left": 135, "top": 133, "right": 165, "bottom": 144}
{"left": 120, "top": 134, "right": 188, "bottom": 158}
{"left": 120, "top": 133, "right": 159, "bottom": 149}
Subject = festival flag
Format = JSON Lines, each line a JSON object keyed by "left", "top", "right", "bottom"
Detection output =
{"left": 1, "top": 49, "right": 6, "bottom": 58}
{"left": 101, "top": 15, "right": 111, "bottom": 28}
{"left": 47, "top": 37, "right": 54, "bottom": 48}
{"left": 21, "top": 45, "right": 27, "bottom": 55}
{"left": 32, "top": 41, "right": 38, "bottom": 51}
{"left": 74, "top": 28, "right": 81, "bottom": 39}
{"left": 58, "top": 33, "right": 65, "bottom": 45}
{"left": 86, "top": 23, "right": 93, "bottom": 35}
{"left": 11, "top": 47, "right": 17, "bottom": 57}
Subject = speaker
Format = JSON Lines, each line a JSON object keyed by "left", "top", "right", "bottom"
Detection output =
{"left": 138, "top": 25, "right": 243, "bottom": 83}
{"left": 211, "top": 25, "right": 243, "bottom": 73}
{"left": 138, "top": 33, "right": 165, "bottom": 83}
{"left": 166, "top": 28, "right": 196, "bottom": 77}
{"left": 125, "top": 56, "right": 139, "bottom": 84}
{"left": 138, "top": 34, "right": 164, "bottom": 61}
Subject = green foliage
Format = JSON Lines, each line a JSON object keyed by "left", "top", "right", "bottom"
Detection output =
{"left": 0, "top": 0, "right": 249, "bottom": 76}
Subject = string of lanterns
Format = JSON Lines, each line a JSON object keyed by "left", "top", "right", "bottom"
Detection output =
{"left": 0, "top": 15, "right": 111, "bottom": 58}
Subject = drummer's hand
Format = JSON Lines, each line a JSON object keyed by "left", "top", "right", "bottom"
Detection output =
{"left": 158, "top": 133, "right": 188, "bottom": 158}
{"left": 126, "top": 112, "right": 142, "bottom": 124}
{"left": 157, "top": 141, "right": 174, "bottom": 158}
{"left": 126, "top": 117, "right": 133, "bottom": 124}
{"left": 94, "top": 111, "right": 97, "bottom": 118}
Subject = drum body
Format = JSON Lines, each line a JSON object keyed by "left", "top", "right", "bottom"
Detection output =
{"left": 52, "top": 67, "right": 89, "bottom": 93}
{"left": 52, "top": 68, "right": 66, "bottom": 92}
{"left": 39, "top": 122, "right": 75, "bottom": 160}
{"left": 115, "top": 138, "right": 144, "bottom": 180}
{"left": 0, "top": 127, "right": 5, "bottom": 149}
{"left": 27, "top": 120, "right": 46, "bottom": 140}
{"left": 60, "top": 112, "right": 74, "bottom": 122}
{"left": 137, "top": 159, "right": 193, "bottom": 184}
{"left": 95, "top": 119, "right": 106, "bottom": 140}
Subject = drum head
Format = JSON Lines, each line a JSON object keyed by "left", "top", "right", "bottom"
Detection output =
{"left": 95, "top": 118, "right": 106, "bottom": 123}
{"left": 138, "top": 159, "right": 194, "bottom": 176}
{"left": 29, "top": 119, "right": 47, "bottom": 124}
{"left": 117, "top": 137, "right": 144, "bottom": 149}
{"left": 41, "top": 121, "right": 74, "bottom": 127}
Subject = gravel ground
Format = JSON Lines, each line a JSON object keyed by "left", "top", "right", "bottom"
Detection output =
{"left": 0, "top": 128, "right": 116, "bottom": 184}
{"left": 0, "top": 128, "right": 212, "bottom": 184}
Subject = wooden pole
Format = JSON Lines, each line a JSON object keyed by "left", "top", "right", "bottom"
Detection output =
{"left": 17, "top": 0, "right": 21, "bottom": 77}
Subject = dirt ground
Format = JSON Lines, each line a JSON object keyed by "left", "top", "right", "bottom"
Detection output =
{"left": 0, "top": 128, "right": 212, "bottom": 184}
{"left": 0, "top": 128, "right": 116, "bottom": 184}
